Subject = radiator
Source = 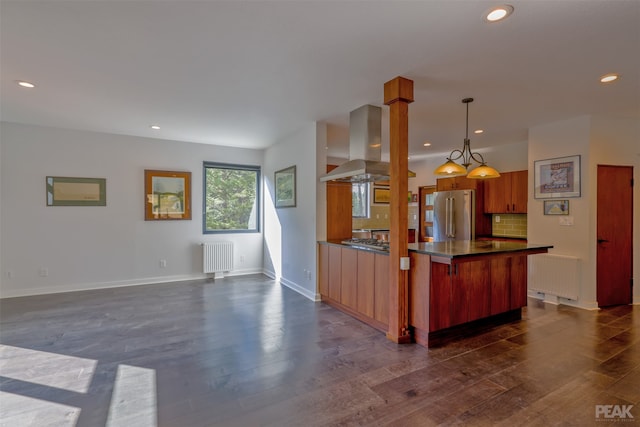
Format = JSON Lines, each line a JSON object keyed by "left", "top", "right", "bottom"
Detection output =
{"left": 529, "top": 254, "right": 580, "bottom": 300}
{"left": 202, "top": 242, "right": 233, "bottom": 277}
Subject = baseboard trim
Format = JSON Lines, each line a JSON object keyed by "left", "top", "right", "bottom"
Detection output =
{"left": 0, "top": 269, "right": 263, "bottom": 299}
{"left": 528, "top": 290, "right": 599, "bottom": 310}
{"left": 278, "top": 276, "right": 320, "bottom": 302}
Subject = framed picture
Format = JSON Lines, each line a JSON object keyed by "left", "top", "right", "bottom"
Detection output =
{"left": 534, "top": 155, "right": 581, "bottom": 199}
{"left": 144, "top": 170, "right": 191, "bottom": 220}
{"left": 373, "top": 187, "right": 390, "bottom": 204}
{"left": 46, "top": 176, "right": 106, "bottom": 206}
{"left": 275, "top": 165, "right": 296, "bottom": 208}
{"left": 544, "top": 199, "right": 569, "bottom": 215}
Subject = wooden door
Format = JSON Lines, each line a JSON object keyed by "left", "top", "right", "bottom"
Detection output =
{"left": 318, "top": 244, "right": 329, "bottom": 297}
{"left": 597, "top": 165, "right": 633, "bottom": 306}
{"left": 326, "top": 165, "right": 352, "bottom": 241}
{"left": 418, "top": 185, "right": 436, "bottom": 241}
{"left": 341, "top": 247, "right": 358, "bottom": 309}
{"left": 357, "top": 251, "right": 375, "bottom": 318}
{"left": 374, "top": 254, "right": 390, "bottom": 324}
{"left": 429, "top": 262, "right": 452, "bottom": 331}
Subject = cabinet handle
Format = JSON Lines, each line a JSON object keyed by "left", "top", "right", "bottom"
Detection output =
{"left": 512, "top": 204, "right": 516, "bottom": 212}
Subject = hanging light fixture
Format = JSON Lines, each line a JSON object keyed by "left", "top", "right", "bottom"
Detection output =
{"left": 434, "top": 98, "right": 500, "bottom": 179}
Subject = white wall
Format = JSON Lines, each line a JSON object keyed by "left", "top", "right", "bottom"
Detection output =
{"left": 0, "top": 122, "right": 264, "bottom": 298}
{"left": 528, "top": 115, "right": 640, "bottom": 308}
{"left": 408, "top": 140, "right": 528, "bottom": 193}
{"left": 263, "top": 122, "right": 321, "bottom": 301}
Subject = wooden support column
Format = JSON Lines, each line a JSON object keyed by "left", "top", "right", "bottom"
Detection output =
{"left": 383, "top": 76, "right": 413, "bottom": 344}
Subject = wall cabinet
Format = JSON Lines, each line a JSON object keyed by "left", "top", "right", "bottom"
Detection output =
{"left": 484, "top": 170, "right": 528, "bottom": 214}
{"left": 436, "top": 176, "right": 479, "bottom": 191}
{"left": 326, "top": 164, "right": 352, "bottom": 241}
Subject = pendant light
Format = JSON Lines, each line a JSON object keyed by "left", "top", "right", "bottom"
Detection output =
{"left": 434, "top": 98, "right": 500, "bottom": 179}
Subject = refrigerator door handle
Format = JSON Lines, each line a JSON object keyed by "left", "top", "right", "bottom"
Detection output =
{"left": 446, "top": 197, "right": 455, "bottom": 238}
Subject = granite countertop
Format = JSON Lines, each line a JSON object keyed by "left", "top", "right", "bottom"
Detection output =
{"left": 408, "top": 240, "right": 553, "bottom": 259}
{"left": 321, "top": 239, "right": 552, "bottom": 258}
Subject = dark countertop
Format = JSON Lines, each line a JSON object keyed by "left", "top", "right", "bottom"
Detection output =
{"left": 408, "top": 240, "right": 552, "bottom": 259}
{"left": 320, "top": 239, "right": 552, "bottom": 258}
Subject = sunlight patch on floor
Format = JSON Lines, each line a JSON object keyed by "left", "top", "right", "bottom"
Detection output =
{"left": 106, "top": 364, "right": 157, "bottom": 427}
{"left": 0, "top": 344, "right": 96, "bottom": 393}
{"left": 0, "top": 391, "right": 80, "bottom": 426}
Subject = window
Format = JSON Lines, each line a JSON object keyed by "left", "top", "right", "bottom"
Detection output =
{"left": 352, "top": 182, "right": 370, "bottom": 218}
{"left": 203, "top": 162, "right": 260, "bottom": 233}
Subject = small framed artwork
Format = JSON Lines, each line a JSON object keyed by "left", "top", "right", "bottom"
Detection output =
{"left": 534, "top": 155, "right": 581, "bottom": 199}
{"left": 144, "top": 170, "right": 191, "bottom": 220}
{"left": 46, "top": 176, "right": 106, "bottom": 206}
{"left": 544, "top": 200, "right": 569, "bottom": 215}
{"left": 275, "top": 165, "right": 296, "bottom": 208}
{"left": 373, "top": 187, "right": 390, "bottom": 204}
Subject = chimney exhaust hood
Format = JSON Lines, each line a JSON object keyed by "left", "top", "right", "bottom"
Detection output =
{"left": 320, "top": 105, "right": 415, "bottom": 183}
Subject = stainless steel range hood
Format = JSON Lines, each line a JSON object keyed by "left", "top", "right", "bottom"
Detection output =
{"left": 321, "top": 104, "right": 415, "bottom": 183}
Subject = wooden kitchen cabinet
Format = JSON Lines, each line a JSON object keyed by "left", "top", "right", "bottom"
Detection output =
{"left": 489, "top": 254, "right": 528, "bottom": 314}
{"left": 326, "top": 164, "right": 352, "bottom": 241}
{"left": 340, "top": 247, "right": 358, "bottom": 310}
{"left": 484, "top": 170, "right": 528, "bottom": 214}
{"left": 436, "top": 176, "right": 480, "bottom": 191}
{"left": 430, "top": 258, "right": 491, "bottom": 331}
{"left": 357, "top": 250, "right": 375, "bottom": 318}
{"left": 318, "top": 243, "right": 390, "bottom": 331}
{"left": 374, "top": 253, "right": 389, "bottom": 325}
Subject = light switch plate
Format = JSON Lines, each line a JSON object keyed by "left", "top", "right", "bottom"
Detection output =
{"left": 559, "top": 216, "right": 574, "bottom": 226}
{"left": 400, "top": 257, "right": 410, "bottom": 270}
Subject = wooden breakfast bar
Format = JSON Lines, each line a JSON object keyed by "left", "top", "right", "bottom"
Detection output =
{"left": 318, "top": 240, "right": 552, "bottom": 348}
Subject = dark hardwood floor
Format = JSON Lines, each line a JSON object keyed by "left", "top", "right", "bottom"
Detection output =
{"left": 1, "top": 274, "right": 638, "bottom": 426}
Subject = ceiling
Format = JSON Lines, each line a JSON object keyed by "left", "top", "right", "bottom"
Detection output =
{"left": 1, "top": 1, "right": 639, "bottom": 161}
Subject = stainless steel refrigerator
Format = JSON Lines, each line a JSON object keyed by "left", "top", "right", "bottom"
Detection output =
{"left": 432, "top": 189, "right": 475, "bottom": 242}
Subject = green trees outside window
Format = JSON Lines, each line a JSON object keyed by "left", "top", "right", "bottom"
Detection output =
{"left": 203, "top": 162, "right": 260, "bottom": 233}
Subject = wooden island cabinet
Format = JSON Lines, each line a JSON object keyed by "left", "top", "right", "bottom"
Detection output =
{"left": 319, "top": 240, "right": 551, "bottom": 347}
{"left": 318, "top": 242, "right": 389, "bottom": 332}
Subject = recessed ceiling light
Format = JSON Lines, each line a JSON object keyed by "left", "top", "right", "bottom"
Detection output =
{"left": 150, "top": 125, "right": 161, "bottom": 130}
{"left": 17, "top": 80, "right": 35, "bottom": 88}
{"left": 485, "top": 5, "right": 514, "bottom": 22}
{"left": 599, "top": 73, "right": 620, "bottom": 83}
{"left": 423, "top": 142, "right": 432, "bottom": 147}
{"left": 474, "top": 129, "right": 484, "bottom": 134}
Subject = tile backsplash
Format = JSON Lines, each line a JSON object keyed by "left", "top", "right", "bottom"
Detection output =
{"left": 491, "top": 214, "right": 527, "bottom": 239}
{"left": 352, "top": 205, "right": 390, "bottom": 229}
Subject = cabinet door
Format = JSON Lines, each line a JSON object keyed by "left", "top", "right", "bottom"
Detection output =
{"left": 490, "top": 257, "right": 511, "bottom": 315}
{"left": 419, "top": 186, "right": 436, "bottom": 242}
{"left": 409, "top": 252, "right": 430, "bottom": 331}
{"left": 510, "top": 255, "right": 528, "bottom": 309}
{"left": 374, "top": 254, "right": 389, "bottom": 325}
{"left": 357, "top": 251, "right": 375, "bottom": 318}
{"left": 328, "top": 245, "right": 342, "bottom": 301}
{"left": 429, "top": 262, "right": 452, "bottom": 331}
{"left": 319, "top": 244, "right": 329, "bottom": 297}
{"left": 454, "top": 176, "right": 479, "bottom": 191}
{"left": 341, "top": 247, "right": 358, "bottom": 309}
{"left": 510, "top": 170, "right": 528, "bottom": 213}
{"left": 484, "top": 174, "right": 510, "bottom": 213}
{"left": 460, "top": 260, "right": 491, "bottom": 323}
{"left": 436, "top": 177, "right": 456, "bottom": 191}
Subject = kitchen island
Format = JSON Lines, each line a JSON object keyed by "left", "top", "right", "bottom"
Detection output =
{"left": 318, "top": 239, "right": 552, "bottom": 347}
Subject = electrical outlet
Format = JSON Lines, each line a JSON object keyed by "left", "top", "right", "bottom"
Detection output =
{"left": 38, "top": 268, "right": 48, "bottom": 277}
{"left": 495, "top": 215, "right": 501, "bottom": 223}
{"left": 159, "top": 259, "right": 167, "bottom": 268}
{"left": 240, "top": 255, "right": 245, "bottom": 264}
{"left": 6, "top": 271, "right": 13, "bottom": 278}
